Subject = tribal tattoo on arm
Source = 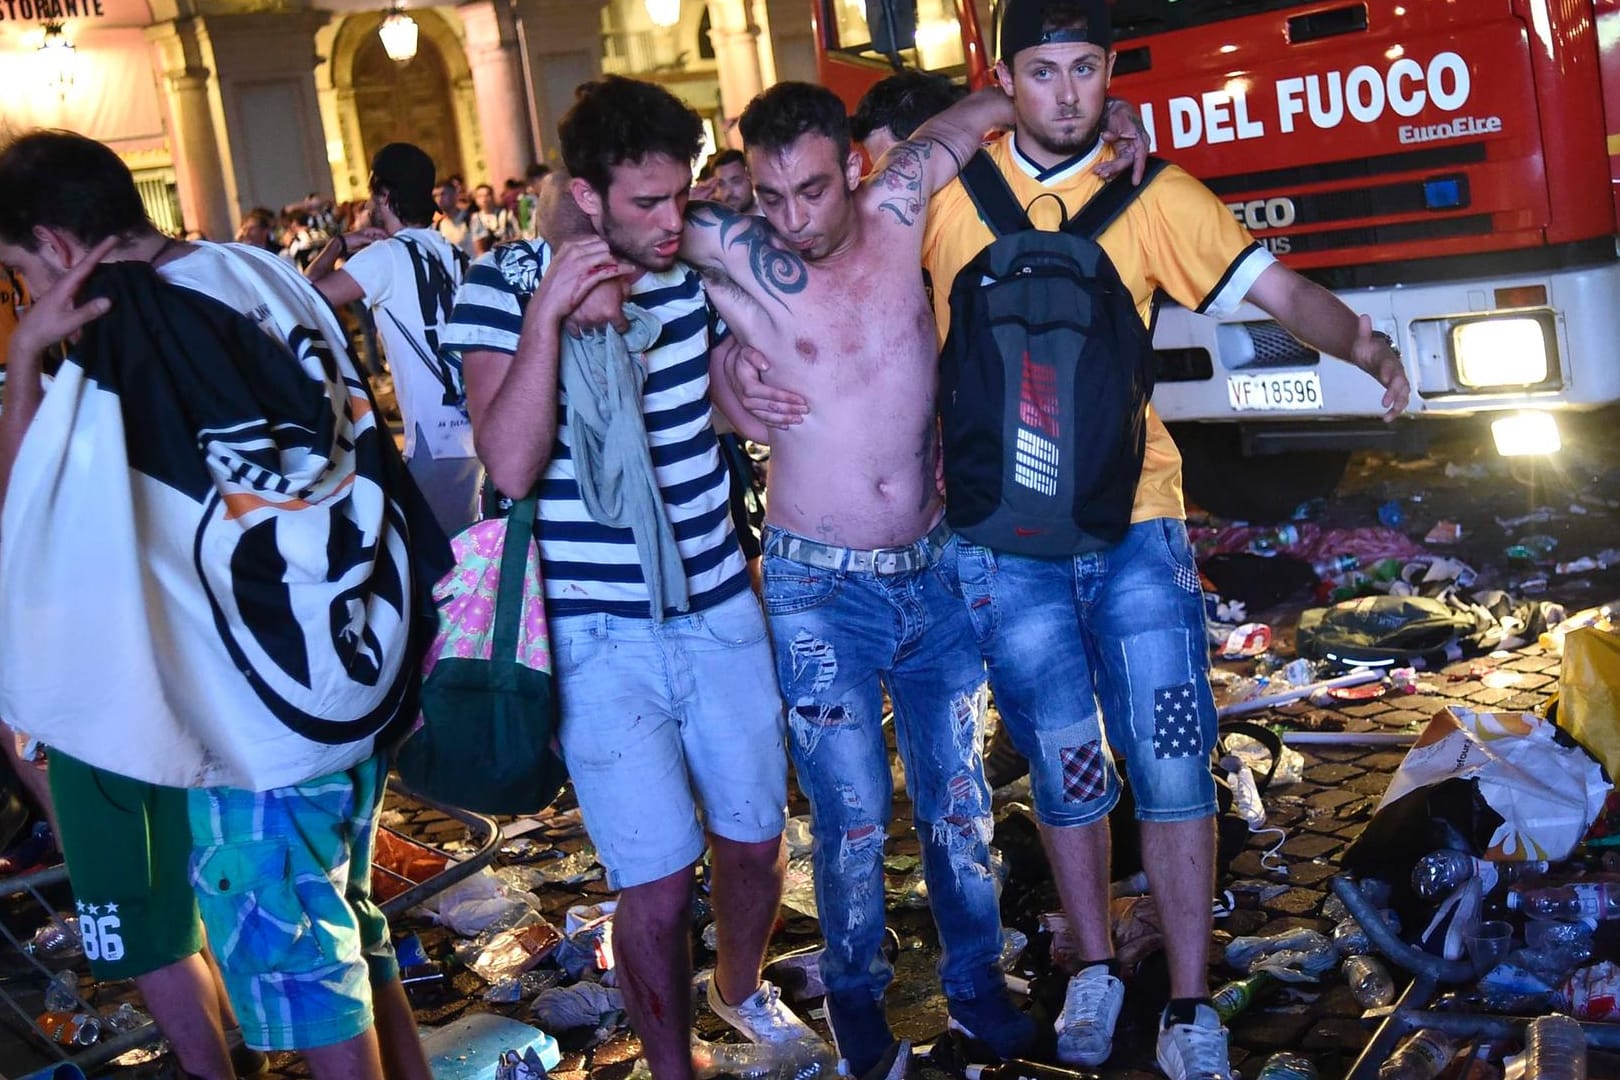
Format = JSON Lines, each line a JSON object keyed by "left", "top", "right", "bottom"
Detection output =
{"left": 872, "top": 137, "right": 960, "bottom": 227}
{"left": 686, "top": 202, "right": 809, "bottom": 313}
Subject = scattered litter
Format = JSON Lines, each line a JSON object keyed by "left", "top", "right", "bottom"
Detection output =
{"left": 780, "top": 857, "right": 819, "bottom": 919}
{"left": 466, "top": 918, "right": 564, "bottom": 984}
{"left": 1327, "top": 682, "right": 1387, "bottom": 701}
{"left": 527, "top": 849, "right": 603, "bottom": 885}
{"left": 417, "top": 868, "right": 538, "bottom": 936}
{"left": 783, "top": 815, "right": 815, "bottom": 859}
{"left": 1425, "top": 520, "right": 1464, "bottom": 544}
{"left": 1219, "top": 623, "right": 1273, "bottom": 659}
{"left": 530, "top": 981, "right": 626, "bottom": 1032}
{"left": 1562, "top": 960, "right": 1620, "bottom": 1020}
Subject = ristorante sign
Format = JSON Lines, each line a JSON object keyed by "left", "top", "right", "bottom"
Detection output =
{"left": 0, "top": 0, "right": 107, "bottom": 20}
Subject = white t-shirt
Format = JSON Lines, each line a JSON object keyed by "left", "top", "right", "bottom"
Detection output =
{"left": 437, "top": 210, "right": 476, "bottom": 259}
{"left": 470, "top": 209, "right": 515, "bottom": 249}
{"left": 342, "top": 227, "right": 475, "bottom": 460}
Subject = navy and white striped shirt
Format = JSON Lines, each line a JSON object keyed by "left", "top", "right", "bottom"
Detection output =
{"left": 442, "top": 240, "right": 747, "bottom": 618}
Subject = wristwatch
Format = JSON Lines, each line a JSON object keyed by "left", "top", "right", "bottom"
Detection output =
{"left": 1369, "top": 329, "right": 1399, "bottom": 355}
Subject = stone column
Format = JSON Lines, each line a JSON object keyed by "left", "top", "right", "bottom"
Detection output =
{"left": 706, "top": 0, "right": 767, "bottom": 145}
{"left": 510, "top": 0, "right": 609, "bottom": 164}
{"left": 195, "top": 10, "right": 334, "bottom": 217}
{"left": 146, "top": 19, "right": 233, "bottom": 241}
{"left": 457, "top": 0, "right": 535, "bottom": 185}
{"left": 761, "top": 0, "right": 817, "bottom": 85}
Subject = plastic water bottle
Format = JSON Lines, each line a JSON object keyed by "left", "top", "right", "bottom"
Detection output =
{"left": 1343, "top": 954, "right": 1396, "bottom": 1008}
{"left": 1507, "top": 883, "right": 1619, "bottom": 921}
{"left": 1412, "top": 852, "right": 1549, "bottom": 899}
{"left": 23, "top": 916, "right": 82, "bottom": 965}
{"left": 1312, "top": 554, "right": 1358, "bottom": 580}
{"left": 1412, "top": 851, "right": 1485, "bottom": 899}
{"left": 1331, "top": 910, "right": 1401, "bottom": 956}
{"left": 1522, "top": 1014, "right": 1587, "bottom": 1080}
{"left": 1249, "top": 525, "right": 1301, "bottom": 556}
{"left": 41, "top": 970, "right": 79, "bottom": 1013}
{"left": 1379, "top": 1030, "right": 1458, "bottom": 1080}
{"left": 1256, "top": 1052, "right": 1318, "bottom": 1080}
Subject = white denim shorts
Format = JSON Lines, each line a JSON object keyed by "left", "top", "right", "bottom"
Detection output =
{"left": 550, "top": 589, "right": 789, "bottom": 889}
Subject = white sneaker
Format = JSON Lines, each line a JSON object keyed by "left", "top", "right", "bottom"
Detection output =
{"left": 1155, "top": 1003, "right": 1233, "bottom": 1080}
{"left": 1054, "top": 964, "right": 1125, "bottom": 1066}
{"left": 707, "top": 977, "right": 820, "bottom": 1045}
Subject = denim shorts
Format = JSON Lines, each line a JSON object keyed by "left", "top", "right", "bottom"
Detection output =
{"left": 948, "top": 518, "right": 1218, "bottom": 828}
{"left": 550, "top": 589, "right": 788, "bottom": 890}
{"left": 187, "top": 751, "right": 396, "bottom": 1052}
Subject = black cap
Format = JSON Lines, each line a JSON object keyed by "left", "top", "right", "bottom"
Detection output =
{"left": 369, "top": 142, "right": 436, "bottom": 202}
{"left": 995, "top": 0, "right": 1112, "bottom": 62}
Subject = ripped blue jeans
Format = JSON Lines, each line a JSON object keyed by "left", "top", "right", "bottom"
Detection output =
{"left": 763, "top": 529, "right": 1004, "bottom": 1007}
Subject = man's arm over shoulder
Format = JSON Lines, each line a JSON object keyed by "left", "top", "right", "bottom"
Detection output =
{"left": 682, "top": 200, "right": 807, "bottom": 316}
{"left": 866, "top": 86, "right": 1015, "bottom": 227}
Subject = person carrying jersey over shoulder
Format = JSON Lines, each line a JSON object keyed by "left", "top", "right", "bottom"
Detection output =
{"left": 0, "top": 130, "right": 444, "bottom": 1080}
{"left": 308, "top": 142, "right": 481, "bottom": 534}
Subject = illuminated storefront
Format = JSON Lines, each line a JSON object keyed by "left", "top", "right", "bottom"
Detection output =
{"left": 0, "top": 0, "right": 811, "bottom": 239}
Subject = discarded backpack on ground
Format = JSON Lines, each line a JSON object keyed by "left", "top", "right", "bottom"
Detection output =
{"left": 1296, "top": 593, "right": 1487, "bottom": 669}
{"left": 396, "top": 493, "right": 567, "bottom": 815}
{"left": 938, "top": 151, "right": 1168, "bottom": 557}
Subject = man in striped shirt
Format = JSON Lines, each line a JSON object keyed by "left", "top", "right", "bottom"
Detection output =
{"left": 442, "top": 77, "right": 808, "bottom": 1080}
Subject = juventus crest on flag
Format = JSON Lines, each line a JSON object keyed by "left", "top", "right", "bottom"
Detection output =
{"left": 0, "top": 249, "right": 435, "bottom": 791}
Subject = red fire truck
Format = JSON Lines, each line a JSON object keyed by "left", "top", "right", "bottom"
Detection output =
{"left": 815, "top": 1, "right": 1620, "bottom": 517}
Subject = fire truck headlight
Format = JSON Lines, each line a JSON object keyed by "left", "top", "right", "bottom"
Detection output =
{"left": 1491, "top": 411, "right": 1561, "bottom": 457}
{"left": 1452, "top": 318, "right": 1551, "bottom": 388}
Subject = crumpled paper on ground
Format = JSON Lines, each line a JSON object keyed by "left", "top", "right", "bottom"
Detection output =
{"left": 1377, "top": 707, "right": 1612, "bottom": 861}
{"left": 1563, "top": 960, "right": 1620, "bottom": 1020}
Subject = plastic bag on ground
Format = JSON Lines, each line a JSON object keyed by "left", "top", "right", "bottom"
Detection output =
{"left": 465, "top": 917, "right": 564, "bottom": 984}
{"left": 1559, "top": 625, "right": 1620, "bottom": 779}
{"left": 415, "top": 867, "right": 539, "bottom": 936}
{"left": 1345, "top": 708, "right": 1613, "bottom": 872}
{"left": 780, "top": 857, "right": 819, "bottom": 919}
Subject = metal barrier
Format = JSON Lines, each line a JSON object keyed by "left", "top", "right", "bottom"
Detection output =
{"left": 0, "top": 786, "right": 499, "bottom": 1078}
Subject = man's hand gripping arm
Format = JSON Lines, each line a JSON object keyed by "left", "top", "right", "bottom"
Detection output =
{"left": 465, "top": 239, "right": 631, "bottom": 497}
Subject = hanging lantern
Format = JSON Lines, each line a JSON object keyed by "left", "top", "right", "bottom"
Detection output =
{"left": 37, "top": 22, "right": 78, "bottom": 96}
{"left": 378, "top": 8, "right": 420, "bottom": 64}
{"left": 645, "top": 0, "right": 681, "bottom": 29}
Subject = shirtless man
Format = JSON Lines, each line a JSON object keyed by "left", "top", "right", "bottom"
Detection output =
{"left": 681, "top": 82, "right": 1034, "bottom": 1075}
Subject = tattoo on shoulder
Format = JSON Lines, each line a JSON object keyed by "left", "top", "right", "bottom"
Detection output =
{"left": 689, "top": 201, "right": 808, "bottom": 312}
{"left": 874, "top": 137, "right": 957, "bottom": 227}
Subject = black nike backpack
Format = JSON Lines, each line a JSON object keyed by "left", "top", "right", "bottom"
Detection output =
{"left": 940, "top": 151, "right": 1167, "bottom": 557}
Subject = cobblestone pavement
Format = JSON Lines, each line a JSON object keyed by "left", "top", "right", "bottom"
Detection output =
{"left": 2, "top": 416, "right": 1618, "bottom": 1080}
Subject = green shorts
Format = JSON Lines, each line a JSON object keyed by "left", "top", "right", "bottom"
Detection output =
{"left": 187, "top": 750, "right": 398, "bottom": 1052}
{"left": 47, "top": 752, "right": 204, "bottom": 981}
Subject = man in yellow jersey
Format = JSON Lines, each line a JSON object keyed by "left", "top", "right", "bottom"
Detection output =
{"left": 915, "top": 4, "right": 1410, "bottom": 1079}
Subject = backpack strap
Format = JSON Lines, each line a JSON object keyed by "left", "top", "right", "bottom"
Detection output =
{"left": 392, "top": 234, "right": 468, "bottom": 408}
{"left": 960, "top": 149, "right": 1033, "bottom": 238}
{"left": 1065, "top": 156, "right": 1170, "bottom": 241}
